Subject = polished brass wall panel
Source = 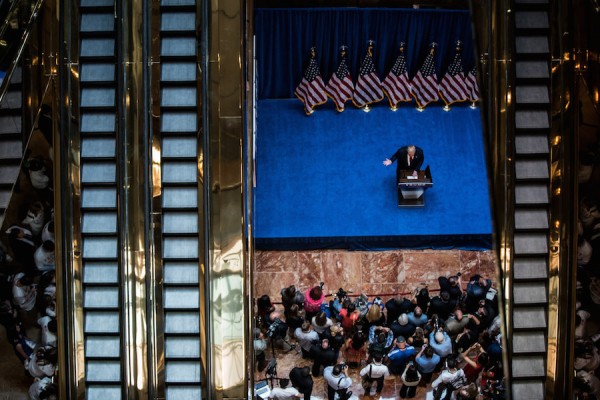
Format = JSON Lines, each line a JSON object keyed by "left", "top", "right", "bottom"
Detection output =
{"left": 207, "top": 0, "right": 247, "bottom": 398}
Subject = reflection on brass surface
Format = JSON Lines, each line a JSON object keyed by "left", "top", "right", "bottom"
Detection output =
{"left": 207, "top": 0, "right": 246, "bottom": 397}
{"left": 121, "top": 0, "right": 149, "bottom": 392}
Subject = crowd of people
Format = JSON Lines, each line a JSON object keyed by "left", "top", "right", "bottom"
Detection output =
{"left": 0, "top": 144, "right": 57, "bottom": 400}
{"left": 574, "top": 136, "right": 600, "bottom": 398}
{"left": 254, "top": 273, "right": 505, "bottom": 400}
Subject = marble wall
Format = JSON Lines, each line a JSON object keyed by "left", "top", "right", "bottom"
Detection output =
{"left": 254, "top": 249, "right": 497, "bottom": 303}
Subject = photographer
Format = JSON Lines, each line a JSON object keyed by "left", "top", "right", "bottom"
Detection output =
{"left": 438, "top": 273, "right": 463, "bottom": 301}
{"left": 324, "top": 363, "right": 353, "bottom": 400}
{"left": 253, "top": 328, "right": 268, "bottom": 372}
{"left": 360, "top": 355, "right": 390, "bottom": 396}
{"left": 266, "top": 311, "right": 291, "bottom": 350}
{"left": 415, "top": 345, "right": 440, "bottom": 384}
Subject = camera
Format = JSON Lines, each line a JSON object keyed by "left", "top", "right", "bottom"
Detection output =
{"left": 266, "top": 318, "right": 284, "bottom": 338}
{"left": 456, "top": 272, "right": 461, "bottom": 277}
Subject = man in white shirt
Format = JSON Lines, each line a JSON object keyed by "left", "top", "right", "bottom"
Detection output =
{"left": 269, "top": 378, "right": 302, "bottom": 399}
{"left": 359, "top": 355, "right": 390, "bottom": 396}
{"left": 323, "top": 364, "right": 352, "bottom": 400}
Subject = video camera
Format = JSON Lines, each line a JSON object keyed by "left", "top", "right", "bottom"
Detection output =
{"left": 266, "top": 318, "right": 286, "bottom": 338}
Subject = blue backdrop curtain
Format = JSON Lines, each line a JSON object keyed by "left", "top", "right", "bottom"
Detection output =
{"left": 255, "top": 8, "right": 476, "bottom": 100}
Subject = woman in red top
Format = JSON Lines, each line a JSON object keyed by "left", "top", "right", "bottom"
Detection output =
{"left": 338, "top": 302, "right": 360, "bottom": 331}
{"left": 461, "top": 343, "right": 489, "bottom": 383}
{"left": 304, "top": 285, "right": 325, "bottom": 321}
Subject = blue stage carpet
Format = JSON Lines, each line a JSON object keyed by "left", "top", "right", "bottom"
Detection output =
{"left": 254, "top": 99, "right": 493, "bottom": 250}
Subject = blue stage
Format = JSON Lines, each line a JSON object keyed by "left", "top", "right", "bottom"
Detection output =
{"left": 253, "top": 99, "right": 493, "bottom": 250}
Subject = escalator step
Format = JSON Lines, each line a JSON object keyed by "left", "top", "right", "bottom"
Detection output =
{"left": 513, "top": 332, "right": 547, "bottom": 353}
{"left": 512, "top": 356, "right": 545, "bottom": 378}
{"left": 86, "top": 386, "right": 122, "bottom": 400}
{"left": 0, "top": 90, "right": 22, "bottom": 109}
{"left": 84, "top": 311, "right": 120, "bottom": 333}
{"left": 163, "top": 237, "right": 199, "bottom": 259}
{"left": 161, "top": 38, "right": 196, "bottom": 57}
{"left": 81, "top": 0, "right": 114, "bottom": 6}
{"left": 86, "top": 360, "right": 122, "bottom": 382}
{"left": 81, "top": 187, "right": 117, "bottom": 208}
{"left": 81, "top": 88, "right": 116, "bottom": 108}
{"left": 161, "top": 12, "right": 196, "bottom": 32}
{"left": 161, "top": 62, "right": 196, "bottom": 82}
{"left": 162, "top": 161, "right": 198, "bottom": 184}
{"left": 82, "top": 212, "right": 118, "bottom": 234}
{"left": 515, "top": 159, "right": 549, "bottom": 180}
{"left": 516, "top": 61, "right": 549, "bottom": 79}
{"left": 165, "top": 312, "right": 200, "bottom": 334}
{"left": 162, "top": 137, "right": 197, "bottom": 158}
{"left": 165, "top": 387, "right": 202, "bottom": 400}
{"left": 81, "top": 38, "right": 116, "bottom": 58}
{"left": 514, "top": 209, "right": 548, "bottom": 230}
{"left": 514, "top": 258, "right": 547, "bottom": 280}
{"left": 515, "top": 110, "right": 549, "bottom": 129}
{"left": 163, "top": 212, "right": 199, "bottom": 234}
{"left": 84, "top": 286, "right": 120, "bottom": 309}
{"left": 516, "top": 85, "right": 549, "bottom": 104}
{"left": 163, "top": 287, "right": 200, "bottom": 311}
{"left": 515, "top": 11, "right": 549, "bottom": 29}
{"left": 80, "top": 14, "right": 115, "bottom": 33}
{"left": 161, "top": 87, "right": 197, "bottom": 107}
{"left": 515, "top": 183, "right": 548, "bottom": 204}
{"left": 516, "top": 36, "right": 549, "bottom": 55}
{"left": 164, "top": 262, "right": 200, "bottom": 284}
{"left": 81, "top": 162, "right": 117, "bottom": 183}
{"left": 81, "top": 64, "right": 116, "bottom": 82}
{"left": 82, "top": 138, "right": 117, "bottom": 158}
{"left": 161, "top": 0, "right": 196, "bottom": 5}
{"left": 165, "top": 361, "right": 201, "bottom": 384}
{"left": 0, "top": 140, "right": 22, "bottom": 159}
{"left": 514, "top": 282, "right": 547, "bottom": 304}
{"left": 515, "top": 134, "right": 549, "bottom": 155}
{"left": 85, "top": 336, "right": 121, "bottom": 358}
{"left": 0, "top": 115, "right": 22, "bottom": 134}
{"left": 81, "top": 112, "right": 117, "bottom": 133}
{"left": 512, "top": 381, "right": 545, "bottom": 400}
{"left": 165, "top": 337, "right": 201, "bottom": 358}
{"left": 0, "top": 165, "right": 20, "bottom": 185}
{"left": 83, "top": 237, "right": 118, "bottom": 259}
{"left": 513, "top": 307, "right": 547, "bottom": 329}
{"left": 162, "top": 187, "right": 198, "bottom": 208}
{"left": 83, "top": 261, "right": 119, "bottom": 284}
{"left": 514, "top": 232, "right": 548, "bottom": 255}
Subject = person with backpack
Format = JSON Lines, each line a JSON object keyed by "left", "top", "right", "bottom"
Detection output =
{"left": 323, "top": 364, "right": 353, "bottom": 400}
{"left": 428, "top": 358, "right": 466, "bottom": 400}
{"left": 399, "top": 361, "right": 422, "bottom": 398}
{"left": 359, "top": 355, "right": 389, "bottom": 396}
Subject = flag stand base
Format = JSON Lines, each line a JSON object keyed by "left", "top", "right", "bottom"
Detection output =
{"left": 416, "top": 106, "right": 425, "bottom": 112}
{"left": 362, "top": 105, "right": 371, "bottom": 113}
{"left": 307, "top": 109, "right": 315, "bottom": 115}
{"left": 389, "top": 106, "right": 398, "bottom": 112}
{"left": 469, "top": 102, "right": 478, "bottom": 109}
{"left": 442, "top": 105, "right": 451, "bottom": 112}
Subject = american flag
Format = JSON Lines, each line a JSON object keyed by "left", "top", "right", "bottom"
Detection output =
{"left": 439, "top": 44, "right": 469, "bottom": 106}
{"left": 410, "top": 45, "right": 439, "bottom": 108}
{"left": 294, "top": 48, "right": 328, "bottom": 115}
{"left": 382, "top": 44, "right": 412, "bottom": 108}
{"left": 325, "top": 48, "right": 354, "bottom": 112}
{"left": 352, "top": 43, "right": 384, "bottom": 108}
{"left": 465, "top": 65, "right": 480, "bottom": 102}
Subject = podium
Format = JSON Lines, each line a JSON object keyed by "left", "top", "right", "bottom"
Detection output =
{"left": 397, "top": 166, "right": 433, "bottom": 207}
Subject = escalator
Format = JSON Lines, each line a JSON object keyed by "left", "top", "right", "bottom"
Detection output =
{"left": 0, "top": 67, "right": 22, "bottom": 225}
{"left": 77, "top": 0, "right": 123, "bottom": 397}
{"left": 508, "top": 0, "right": 564, "bottom": 398}
{"left": 157, "top": 0, "right": 203, "bottom": 397}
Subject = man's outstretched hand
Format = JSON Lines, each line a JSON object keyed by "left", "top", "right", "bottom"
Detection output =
{"left": 383, "top": 159, "right": 392, "bottom": 166}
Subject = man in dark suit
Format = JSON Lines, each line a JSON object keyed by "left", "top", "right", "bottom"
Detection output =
{"left": 383, "top": 145, "right": 425, "bottom": 180}
{"left": 289, "top": 366, "right": 313, "bottom": 400}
